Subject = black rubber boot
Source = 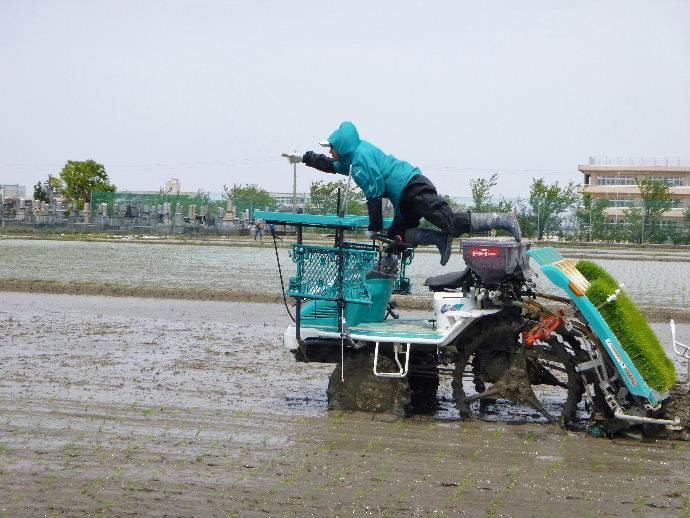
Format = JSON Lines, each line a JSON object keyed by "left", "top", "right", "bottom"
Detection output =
{"left": 470, "top": 212, "right": 522, "bottom": 242}
{"left": 404, "top": 228, "right": 453, "bottom": 266}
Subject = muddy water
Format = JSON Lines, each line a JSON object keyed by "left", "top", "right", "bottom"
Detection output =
{"left": 1, "top": 293, "right": 689, "bottom": 516}
{"left": 2, "top": 238, "right": 690, "bottom": 309}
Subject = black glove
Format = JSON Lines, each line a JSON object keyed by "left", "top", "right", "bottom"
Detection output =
{"left": 303, "top": 151, "right": 336, "bottom": 173}
{"left": 384, "top": 234, "right": 407, "bottom": 254}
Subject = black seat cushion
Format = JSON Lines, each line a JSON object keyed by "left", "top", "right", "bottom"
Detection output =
{"left": 423, "top": 267, "right": 472, "bottom": 290}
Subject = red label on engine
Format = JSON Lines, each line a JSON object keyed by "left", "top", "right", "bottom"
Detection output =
{"left": 470, "top": 247, "right": 500, "bottom": 257}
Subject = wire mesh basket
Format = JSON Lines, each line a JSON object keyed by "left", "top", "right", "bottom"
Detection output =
{"left": 288, "top": 244, "right": 378, "bottom": 304}
{"left": 331, "top": 241, "right": 414, "bottom": 295}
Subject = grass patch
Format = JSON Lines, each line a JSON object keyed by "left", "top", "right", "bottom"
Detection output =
{"left": 457, "top": 474, "right": 474, "bottom": 493}
{"left": 681, "top": 496, "right": 690, "bottom": 518}
{"left": 576, "top": 260, "right": 676, "bottom": 392}
{"left": 62, "top": 442, "right": 82, "bottom": 458}
{"left": 82, "top": 478, "right": 106, "bottom": 494}
{"left": 546, "top": 459, "right": 562, "bottom": 476}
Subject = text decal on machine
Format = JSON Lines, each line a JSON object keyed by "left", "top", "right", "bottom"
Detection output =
{"left": 470, "top": 247, "right": 500, "bottom": 257}
{"left": 605, "top": 338, "right": 638, "bottom": 387}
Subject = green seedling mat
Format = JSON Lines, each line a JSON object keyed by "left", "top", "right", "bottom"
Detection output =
{"left": 576, "top": 260, "right": 676, "bottom": 392}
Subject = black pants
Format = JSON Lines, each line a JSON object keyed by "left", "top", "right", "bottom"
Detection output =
{"left": 387, "top": 175, "right": 471, "bottom": 238}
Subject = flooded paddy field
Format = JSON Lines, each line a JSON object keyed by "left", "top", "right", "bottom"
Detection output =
{"left": 1, "top": 293, "right": 689, "bottom": 516}
{"left": 1, "top": 238, "right": 690, "bottom": 312}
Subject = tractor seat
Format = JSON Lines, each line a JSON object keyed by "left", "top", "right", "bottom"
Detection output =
{"left": 424, "top": 267, "right": 472, "bottom": 291}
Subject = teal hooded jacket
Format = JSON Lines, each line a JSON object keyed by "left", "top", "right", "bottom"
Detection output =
{"left": 328, "top": 122, "right": 419, "bottom": 210}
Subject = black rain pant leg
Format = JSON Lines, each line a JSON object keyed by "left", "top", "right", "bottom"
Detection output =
{"left": 387, "top": 175, "right": 471, "bottom": 239}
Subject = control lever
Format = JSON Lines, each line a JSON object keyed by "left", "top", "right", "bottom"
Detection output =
{"left": 371, "top": 233, "right": 407, "bottom": 254}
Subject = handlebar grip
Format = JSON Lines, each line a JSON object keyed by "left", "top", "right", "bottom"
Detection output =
{"left": 372, "top": 234, "right": 396, "bottom": 244}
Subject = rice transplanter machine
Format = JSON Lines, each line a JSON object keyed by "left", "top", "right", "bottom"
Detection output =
{"left": 256, "top": 209, "right": 689, "bottom": 435}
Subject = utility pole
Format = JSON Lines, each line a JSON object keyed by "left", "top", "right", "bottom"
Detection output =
{"left": 292, "top": 149, "right": 298, "bottom": 213}
{"left": 589, "top": 198, "right": 593, "bottom": 242}
{"left": 641, "top": 200, "right": 645, "bottom": 244}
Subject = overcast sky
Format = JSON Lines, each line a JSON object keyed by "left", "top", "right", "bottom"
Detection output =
{"left": 1, "top": 0, "right": 688, "bottom": 198}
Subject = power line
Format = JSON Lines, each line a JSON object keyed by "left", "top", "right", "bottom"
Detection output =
{"left": 0, "top": 157, "right": 284, "bottom": 170}
{"left": 2, "top": 158, "right": 576, "bottom": 176}
{"left": 418, "top": 163, "right": 576, "bottom": 176}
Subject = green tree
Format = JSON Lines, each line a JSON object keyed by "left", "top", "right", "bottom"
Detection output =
{"left": 223, "top": 184, "right": 276, "bottom": 219}
{"left": 665, "top": 206, "right": 690, "bottom": 245}
{"left": 636, "top": 176, "right": 673, "bottom": 243}
{"left": 33, "top": 181, "right": 49, "bottom": 203}
{"left": 515, "top": 198, "right": 535, "bottom": 238}
{"left": 47, "top": 174, "right": 63, "bottom": 191}
{"left": 52, "top": 160, "right": 116, "bottom": 210}
{"left": 680, "top": 207, "right": 690, "bottom": 245}
{"left": 307, "top": 180, "right": 366, "bottom": 215}
{"left": 494, "top": 196, "right": 514, "bottom": 213}
{"left": 470, "top": 173, "right": 498, "bottom": 212}
{"left": 469, "top": 173, "right": 513, "bottom": 213}
{"left": 528, "top": 178, "right": 578, "bottom": 240}
{"left": 575, "top": 193, "right": 609, "bottom": 241}
{"left": 623, "top": 205, "right": 643, "bottom": 243}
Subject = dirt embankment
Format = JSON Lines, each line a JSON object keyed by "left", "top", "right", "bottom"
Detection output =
{"left": 0, "top": 278, "right": 284, "bottom": 304}
{"left": 1, "top": 278, "right": 688, "bottom": 323}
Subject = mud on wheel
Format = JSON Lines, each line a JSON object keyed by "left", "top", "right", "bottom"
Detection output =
{"left": 452, "top": 308, "right": 584, "bottom": 427}
{"left": 327, "top": 351, "right": 412, "bottom": 417}
{"left": 327, "top": 347, "right": 442, "bottom": 417}
{"left": 407, "top": 350, "right": 440, "bottom": 415}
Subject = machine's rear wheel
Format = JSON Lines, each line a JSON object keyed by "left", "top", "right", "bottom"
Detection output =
{"left": 327, "top": 351, "right": 412, "bottom": 417}
{"left": 524, "top": 336, "right": 585, "bottom": 427}
{"left": 452, "top": 311, "right": 584, "bottom": 427}
{"left": 408, "top": 351, "right": 440, "bottom": 414}
{"left": 452, "top": 314, "right": 520, "bottom": 419}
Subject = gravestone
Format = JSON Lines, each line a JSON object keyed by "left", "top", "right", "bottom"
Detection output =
{"left": 173, "top": 211, "right": 183, "bottom": 227}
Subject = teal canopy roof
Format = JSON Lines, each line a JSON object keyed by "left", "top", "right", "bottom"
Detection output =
{"left": 254, "top": 211, "right": 393, "bottom": 229}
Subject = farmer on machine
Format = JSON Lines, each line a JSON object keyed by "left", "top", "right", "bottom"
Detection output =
{"left": 283, "top": 121, "right": 521, "bottom": 266}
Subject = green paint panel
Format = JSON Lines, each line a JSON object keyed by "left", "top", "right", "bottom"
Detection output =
{"left": 528, "top": 247, "right": 564, "bottom": 266}
{"left": 348, "top": 319, "right": 443, "bottom": 340}
{"left": 254, "top": 211, "right": 393, "bottom": 229}
{"left": 305, "top": 318, "right": 443, "bottom": 340}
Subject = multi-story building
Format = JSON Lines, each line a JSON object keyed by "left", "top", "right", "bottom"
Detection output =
{"left": 579, "top": 157, "right": 690, "bottom": 223}
{"left": 164, "top": 177, "right": 181, "bottom": 194}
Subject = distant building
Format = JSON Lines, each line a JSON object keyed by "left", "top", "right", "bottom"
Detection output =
{"left": 269, "top": 191, "right": 310, "bottom": 208}
{"left": 0, "top": 184, "right": 26, "bottom": 200}
{"left": 164, "top": 177, "right": 181, "bottom": 195}
{"left": 579, "top": 157, "right": 690, "bottom": 223}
